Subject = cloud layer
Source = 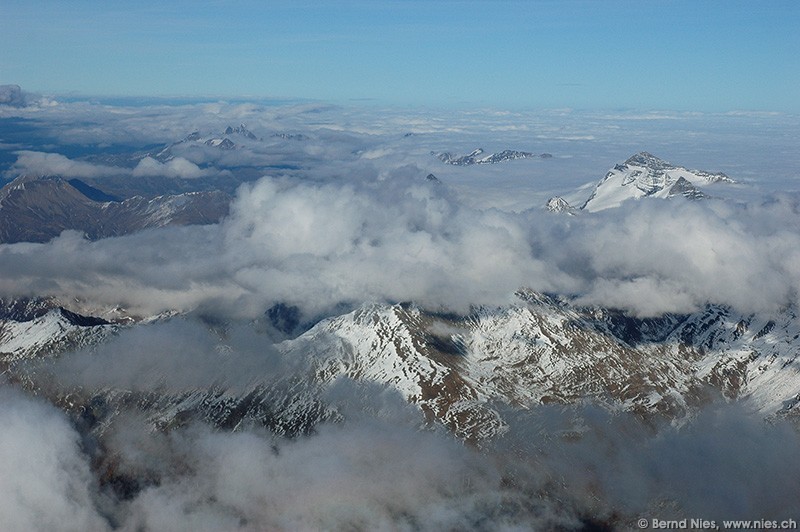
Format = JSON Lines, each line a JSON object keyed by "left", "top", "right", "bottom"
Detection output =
{"left": 132, "top": 156, "right": 214, "bottom": 179}
{"left": 7, "top": 151, "right": 129, "bottom": 179}
{"left": 6, "top": 151, "right": 215, "bottom": 181}
{"left": 3, "top": 381, "right": 798, "bottom": 531}
{"left": 0, "top": 389, "right": 108, "bottom": 532}
{"left": 2, "top": 95, "right": 800, "bottom": 531}
{"left": 2, "top": 168, "right": 800, "bottom": 319}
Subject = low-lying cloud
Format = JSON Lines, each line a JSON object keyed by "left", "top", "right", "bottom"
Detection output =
{"left": 535, "top": 195, "right": 800, "bottom": 316}
{"left": 33, "top": 319, "right": 289, "bottom": 394}
{"left": 132, "top": 156, "right": 214, "bottom": 179}
{"left": 7, "top": 151, "right": 129, "bottom": 179}
{"left": 6, "top": 151, "right": 219, "bottom": 181}
{"left": 3, "top": 380, "right": 798, "bottom": 531}
{"left": 0, "top": 388, "right": 108, "bottom": 532}
{"left": 2, "top": 169, "right": 800, "bottom": 319}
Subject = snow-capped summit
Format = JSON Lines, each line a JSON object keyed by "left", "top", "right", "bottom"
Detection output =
{"left": 224, "top": 124, "right": 258, "bottom": 140}
{"left": 580, "top": 152, "right": 733, "bottom": 212}
{"left": 545, "top": 196, "right": 576, "bottom": 214}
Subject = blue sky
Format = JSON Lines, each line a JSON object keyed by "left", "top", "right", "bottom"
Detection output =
{"left": 2, "top": 0, "right": 798, "bottom": 111}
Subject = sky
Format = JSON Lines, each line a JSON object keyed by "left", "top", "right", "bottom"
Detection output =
{"left": 2, "top": 0, "right": 799, "bottom": 111}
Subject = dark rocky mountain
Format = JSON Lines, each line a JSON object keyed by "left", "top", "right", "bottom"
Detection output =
{"left": 0, "top": 175, "right": 230, "bottom": 243}
{"left": 667, "top": 175, "right": 707, "bottom": 200}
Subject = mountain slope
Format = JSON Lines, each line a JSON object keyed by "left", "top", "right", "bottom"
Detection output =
{"left": 0, "top": 299, "right": 115, "bottom": 361}
{"left": 285, "top": 293, "right": 800, "bottom": 438}
{"left": 0, "top": 175, "right": 230, "bottom": 243}
{"left": 3, "top": 290, "right": 800, "bottom": 444}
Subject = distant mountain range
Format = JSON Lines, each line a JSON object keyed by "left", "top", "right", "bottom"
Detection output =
{"left": 151, "top": 123, "right": 261, "bottom": 161}
{"left": 435, "top": 148, "right": 552, "bottom": 165}
{"left": 0, "top": 150, "right": 738, "bottom": 245}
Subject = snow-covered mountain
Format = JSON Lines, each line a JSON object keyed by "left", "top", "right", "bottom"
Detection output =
{"left": 153, "top": 124, "right": 260, "bottom": 161}
{"left": 580, "top": 152, "right": 734, "bottom": 212}
{"left": 224, "top": 124, "right": 258, "bottom": 140}
{"left": 286, "top": 292, "right": 800, "bottom": 437}
{"left": 0, "top": 298, "right": 115, "bottom": 361}
{"left": 4, "top": 290, "right": 800, "bottom": 443}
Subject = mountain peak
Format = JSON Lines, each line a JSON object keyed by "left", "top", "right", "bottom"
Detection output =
{"left": 224, "top": 124, "right": 257, "bottom": 140}
{"left": 581, "top": 152, "right": 733, "bottom": 212}
{"left": 621, "top": 151, "right": 670, "bottom": 169}
{"left": 667, "top": 176, "right": 706, "bottom": 201}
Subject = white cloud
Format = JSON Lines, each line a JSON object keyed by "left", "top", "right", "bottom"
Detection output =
{"left": 2, "top": 376, "right": 797, "bottom": 530}
{"left": 539, "top": 197, "right": 800, "bottom": 315}
{"left": 132, "top": 156, "right": 213, "bottom": 179}
{"left": 3, "top": 173, "right": 800, "bottom": 320}
{"left": 0, "top": 389, "right": 109, "bottom": 532}
{"left": 7, "top": 151, "right": 128, "bottom": 179}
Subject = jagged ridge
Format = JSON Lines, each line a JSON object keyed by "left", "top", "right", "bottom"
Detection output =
{"left": 3, "top": 291, "right": 800, "bottom": 444}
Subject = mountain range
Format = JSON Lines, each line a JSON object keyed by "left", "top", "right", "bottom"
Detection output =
{"left": 151, "top": 124, "right": 261, "bottom": 162}
{"left": 1, "top": 138, "right": 797, "bottom": 526}
{"left": 3, "top": 286, "right": 799, "bottom": 445}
